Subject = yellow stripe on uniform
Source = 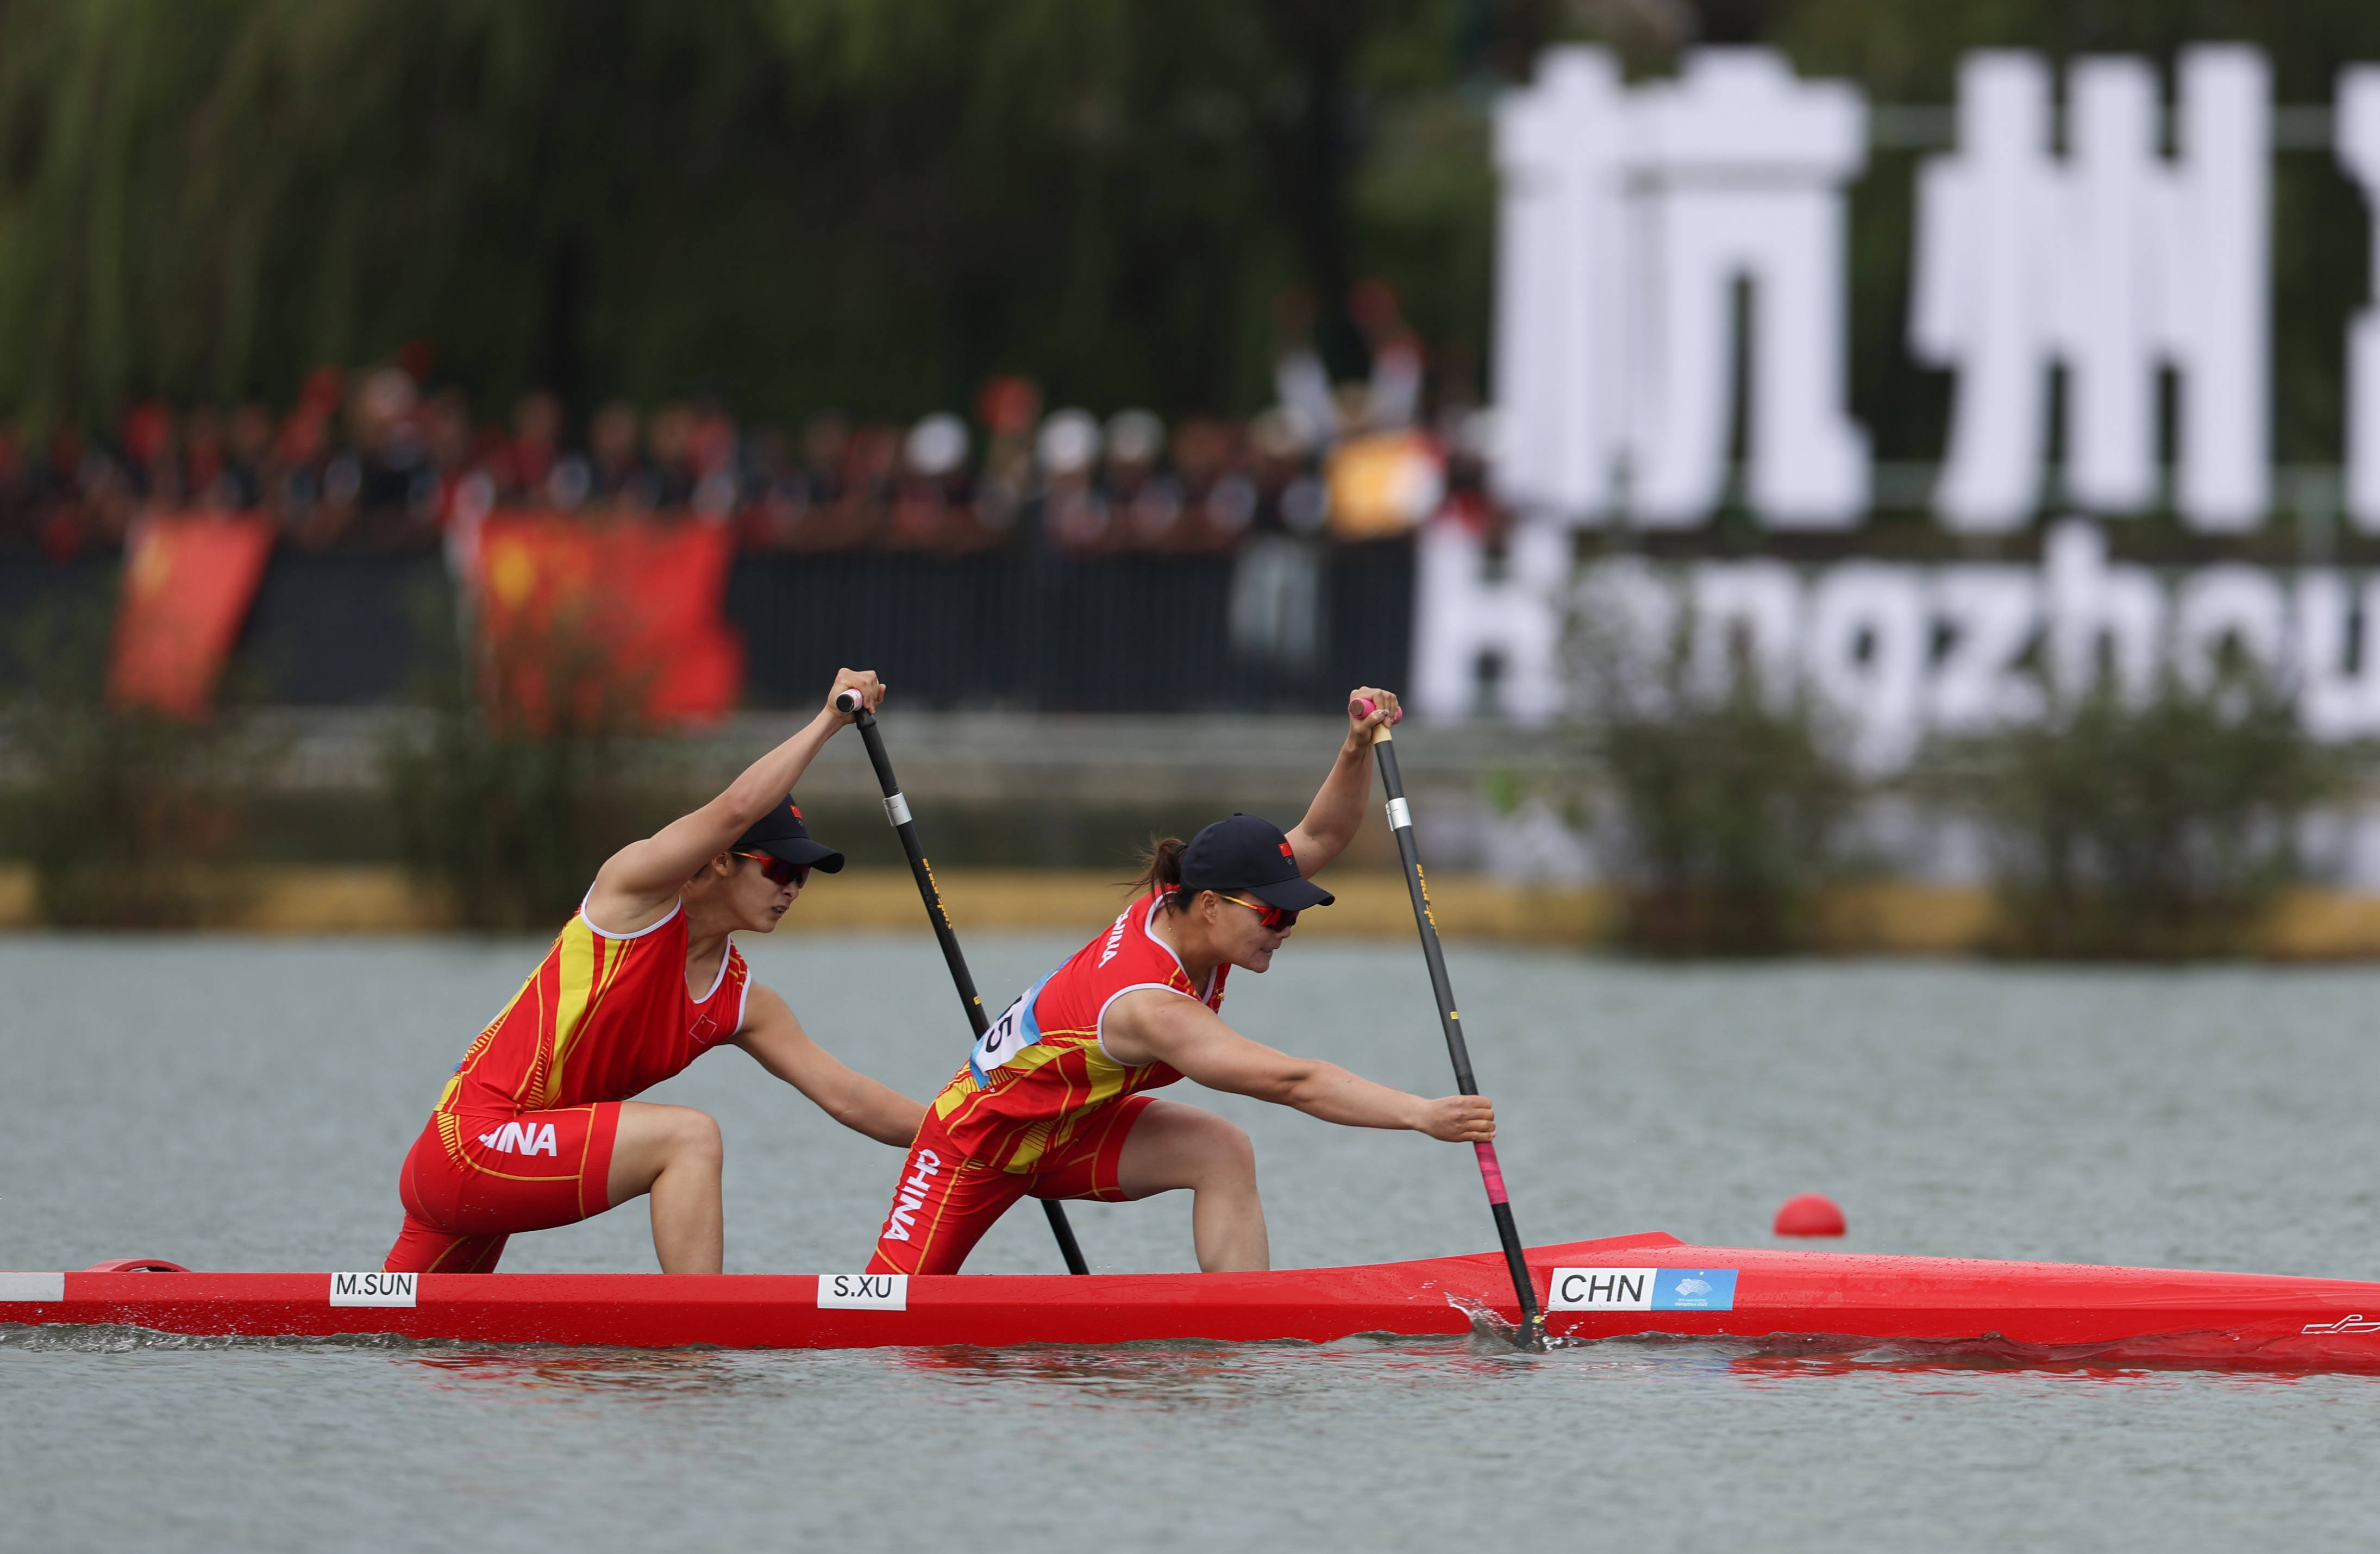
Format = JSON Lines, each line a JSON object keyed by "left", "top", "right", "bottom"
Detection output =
{"left": 541, "top": 922, "right": 605, "bottom": 1107}
{"left": 1006, "top": 1117, "right": 1056, "bottom": 1171}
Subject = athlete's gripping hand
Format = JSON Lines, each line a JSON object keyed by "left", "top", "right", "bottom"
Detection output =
{"left": 1416, "top": 1094, "right": 1495, "bottom": 1143}
{"left": 1346, "top": 685, "right": 1401, "bottom": 744}
{"left": 826, "top": 668, "right": 885, "bottom": 724}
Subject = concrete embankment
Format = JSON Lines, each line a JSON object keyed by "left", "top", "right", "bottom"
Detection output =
{"left": 14, "top": 709, "right": 2380, "bottom": 953}
{"left": 10, "top": 863, "right": 2380, "bottom": 955}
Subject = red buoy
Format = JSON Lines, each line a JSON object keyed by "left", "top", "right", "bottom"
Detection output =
{"left": 1773, "top": 1193, "right": 1846, "bottom": 1237}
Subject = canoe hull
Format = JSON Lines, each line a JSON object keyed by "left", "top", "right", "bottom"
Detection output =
{"left": 10, "top": 1232, "right": 2380, "bottom": 1368}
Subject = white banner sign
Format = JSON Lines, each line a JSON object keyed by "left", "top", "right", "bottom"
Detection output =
{"left": 1417, "top": 518, "right": 2380, "bottom": 756}
{"left": 1447, "top": 44, "right": 2380, "bottom": 741}
{"left": 1487, "top": 42, "right": 2380, "bottom": 535}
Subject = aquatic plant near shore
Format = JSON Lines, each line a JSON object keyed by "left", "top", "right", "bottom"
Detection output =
{"left": 382, "top": 609, "right": 690, "bottom": 933}
{"left": 1920, "top": 670, "right": 2363, "bottom": 958}
{"left": 1592, "top": 675, "right": 1864, "bottom": 955}
{"left": 0, "top": 604, "right": 267, "bottom": 927}
{"left": 1567, "top": 567, "right": 1864, "bottom": 955}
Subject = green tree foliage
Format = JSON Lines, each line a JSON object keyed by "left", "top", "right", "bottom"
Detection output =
{"left": 1782, "top": 0, "right": 2380, "bottom": 99}
{"left": 8, "top": 0, "right": 2373, "bottom": 465}
{"left": 0, "top": 0, "right": 1490, "bottom": 426}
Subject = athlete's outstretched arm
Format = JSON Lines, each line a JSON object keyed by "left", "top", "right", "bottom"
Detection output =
{"left": 1284, "top": 685, "right": 1400, "bottom": 877}
{"left": 590, "top": 668, "right": 885, "bottom": 925}
{"left": 1104, "top": 990, "right": 1490, "bottom": 1140}
{"left": 730, "top": 985, "right": 925, "bottom": 1147}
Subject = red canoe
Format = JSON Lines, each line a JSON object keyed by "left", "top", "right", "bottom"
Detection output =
{"left": 10, "top": 1231, "right": 2380, "bottom": 1369}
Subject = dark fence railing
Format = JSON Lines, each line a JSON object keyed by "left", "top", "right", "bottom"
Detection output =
{"left": 1, "top": 541, "right": 1415, "bottom": 712}
{"left": 729, "top": 541, "right": 1413, "bottom": 711}
{"left": 243, "top": 553, "right": 452, "bottom": 704}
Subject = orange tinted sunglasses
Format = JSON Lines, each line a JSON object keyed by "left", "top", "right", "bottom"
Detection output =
{"left": 734, "top": 851, "right": 809, "bottom": 889}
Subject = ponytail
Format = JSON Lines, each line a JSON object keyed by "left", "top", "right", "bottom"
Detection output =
{"left": 1123, "top": 835, "right": 1189, "bottom": 910}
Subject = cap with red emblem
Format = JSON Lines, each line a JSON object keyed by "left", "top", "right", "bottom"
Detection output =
{"left": 1179, "top": 813, "right": 1332, "bottom": 911}
{"left": 730, "top": 798, "right": 845, "bottom": 873}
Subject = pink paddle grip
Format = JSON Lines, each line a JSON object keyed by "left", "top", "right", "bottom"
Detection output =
{"left": 1350, "top": 697, "right": 1405, "bottom": 725}
{"left": 1473, "top": 1141, "right": 1511, "bottom": 1206}
{"left": 835, "top": 689, "right": 863, "bottom": 712}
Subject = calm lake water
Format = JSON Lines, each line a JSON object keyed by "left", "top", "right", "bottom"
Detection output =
{"left": 5, "top": 932, "right": 2380, "bottom": 1551}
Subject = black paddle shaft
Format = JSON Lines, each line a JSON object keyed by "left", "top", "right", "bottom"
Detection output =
{"left": 1368, "top": 728, "right": 1548, "bottom": 1350}
{"left": 836, "top": 693, "right": 1091, "bottom": 1276}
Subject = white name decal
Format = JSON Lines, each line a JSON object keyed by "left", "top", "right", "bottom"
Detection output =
{"left": 1551, "top": 1267, "right": 1658, "bottom": 1311}
{"left": 818, "top": 1274, "right": 908, "bottom": 1311}
{"left": 0, "top": 1272, "right": 65, "bottom": 1302}
{"left": 330, "top": 1271, "right": 418, "bottom": 1308}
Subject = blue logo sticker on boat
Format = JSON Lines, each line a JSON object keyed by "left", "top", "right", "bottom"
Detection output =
{"left": 1651, "top": 1269, "right": 1737, "bottom": 1311}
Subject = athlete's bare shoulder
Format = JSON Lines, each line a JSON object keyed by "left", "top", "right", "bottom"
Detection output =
{"left": 733, "top": 981, "right": 794, "bottom": 1037}
{"left": 1099, "top": 985, "right": 1220, "bottom": 1066}
{"left": 582, "top": 870, "right": 681, "bottom": 937}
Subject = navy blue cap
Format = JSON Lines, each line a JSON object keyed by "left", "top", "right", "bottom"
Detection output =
{"left": 732, "top": 798, "right": 845, "bottom": 873}
{"left": 1180, "top": 814, "right": 1333, "bottom": 911}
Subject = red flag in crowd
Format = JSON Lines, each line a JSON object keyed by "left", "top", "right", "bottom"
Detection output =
{"left": 108, "top": 512, "right": 276, "bottom": 718}
{"left": 469, "top": 514, "right": 744, "bottom": 728}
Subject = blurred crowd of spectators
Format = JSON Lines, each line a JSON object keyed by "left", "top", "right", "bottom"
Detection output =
{"left": 0, "top": 351, "right": 1495, "bottom": 565}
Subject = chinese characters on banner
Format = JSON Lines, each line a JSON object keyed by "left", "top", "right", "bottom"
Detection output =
{"left": 1424, "top": 43, "right": 2380, "bottom": 762}
{"left": 1493, "top": 49, "right": 1868, "bottom": 529}
{"left": 1914, "top": 48, "right": 2268, "bottom": 533}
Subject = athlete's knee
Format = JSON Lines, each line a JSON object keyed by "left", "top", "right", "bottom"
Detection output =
{"left": 1120, "top": 1102, "right": 1255, "bottom": 1199}
{"left": 655, "top": 1107, "right": 723, "bottom": 1169}
{"left": 1180, "top": 1110, "right": 1256, "bottom": 1188}
{"left": 1208, "top": 1118, "right": 1256, "bottom": 1183}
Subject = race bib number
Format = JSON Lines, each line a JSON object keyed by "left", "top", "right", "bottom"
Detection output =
{"left": 968, "top": 982, "right": 1045, "bottom": 1086}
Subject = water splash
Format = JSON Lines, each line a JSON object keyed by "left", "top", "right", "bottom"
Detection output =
{"left": 1446, "top": 1295, "right": 1548, "bottom": 1355}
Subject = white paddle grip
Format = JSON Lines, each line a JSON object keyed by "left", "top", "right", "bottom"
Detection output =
{"left": 1386, "top": 797, "right": 1412, "bottom": 830}
{"left": 884, "top": 792, "right": 912, "bottom": 826}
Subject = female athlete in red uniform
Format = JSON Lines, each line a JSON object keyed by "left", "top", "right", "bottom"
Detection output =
{"left": 866, "top": 686, "right": 1495, "bottom": 1276}
{"left": 384, "top": 668, "right": 924, "bottom": 1275}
